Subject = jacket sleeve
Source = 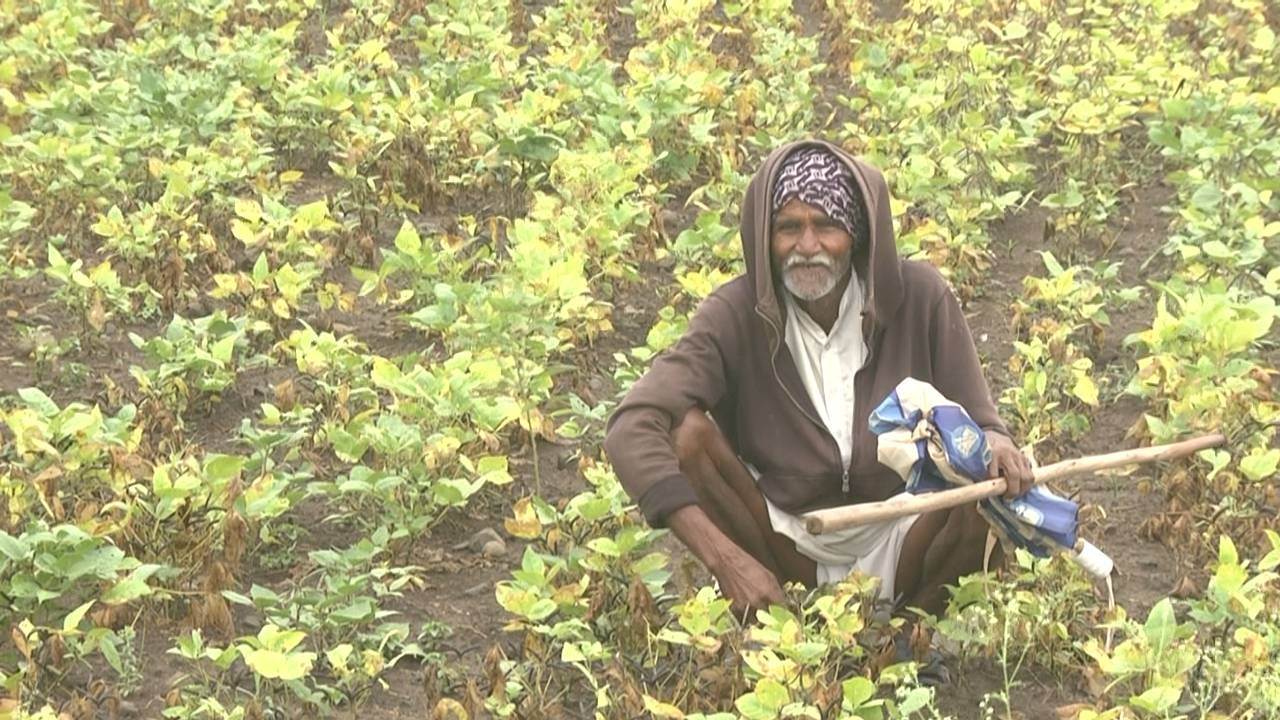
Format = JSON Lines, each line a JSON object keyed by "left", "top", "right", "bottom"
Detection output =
{"left": 928, "top": 282, "right": 1012, "bottom": 439}
{"left": 604, "top": 294, "right": 735, "bottom": 528}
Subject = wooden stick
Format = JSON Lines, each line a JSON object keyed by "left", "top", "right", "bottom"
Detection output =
{"left": 802, "top": 433, "right": 1225, "bottom": 535}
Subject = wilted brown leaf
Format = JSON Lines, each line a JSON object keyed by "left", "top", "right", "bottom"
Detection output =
{"left": 87, "top": 292, "right": 107, "bottom": 332}
{"left": 461, "top": 678, "right": 486, "bottom": 719}
{"left": 484, "top": 644, "right": 506, "bottom": 700}
{"left": 273, "top": 378, "right": 297, "bottom": 410}
{"left": 1171, "top": 575, "right": 1200, "bottom": 598}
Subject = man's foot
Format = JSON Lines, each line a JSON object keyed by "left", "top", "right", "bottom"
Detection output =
{"left": 893, "top": 631, "right": 951, "bottom": 687}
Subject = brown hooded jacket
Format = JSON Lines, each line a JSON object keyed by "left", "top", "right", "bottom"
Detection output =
{"left": 605, "top": 139, "right": 1010, "bottom": 527}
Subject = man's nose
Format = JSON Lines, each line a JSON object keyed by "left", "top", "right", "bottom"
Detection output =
{"left": 796, "top": 224, "right": 821, "bottom": 255}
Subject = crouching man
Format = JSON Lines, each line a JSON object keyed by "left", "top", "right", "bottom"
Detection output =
{"left": 604, "top": 140, "right": 1033, "bottom": 626}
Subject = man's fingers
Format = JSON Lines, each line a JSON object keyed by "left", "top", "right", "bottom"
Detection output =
{"left": 999, "top": 453, "right": 1026, "bottom": 499}
{"left": 993, "top": 456, "right": 1014, "bottom": 498}
{"left": 1019, "top": 456, "right": 1034, "bottom": 494}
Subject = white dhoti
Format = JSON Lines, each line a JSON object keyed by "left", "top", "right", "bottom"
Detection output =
{"left": 746, "top": 463, "right": 919, "bottom": 602}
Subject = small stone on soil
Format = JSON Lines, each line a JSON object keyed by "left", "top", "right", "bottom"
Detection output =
{"left": 454, "top": 527, "right": 504, "bottom": 553}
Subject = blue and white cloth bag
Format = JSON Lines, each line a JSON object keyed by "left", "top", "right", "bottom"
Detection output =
{"left": 868, "top": 378, "right": 1081, "bottom": 558}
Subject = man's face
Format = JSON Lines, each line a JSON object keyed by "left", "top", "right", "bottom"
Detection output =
{"left": 770, "top": 199, "right": 854, "bottom": 302}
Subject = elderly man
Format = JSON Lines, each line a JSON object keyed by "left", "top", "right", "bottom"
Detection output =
{"left": 605, "top": 139, "right": 1033, "bottom": 623}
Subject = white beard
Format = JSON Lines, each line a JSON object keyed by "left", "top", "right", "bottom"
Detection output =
{"left": 781, "top": 249, "right": 852, "bottom": 301}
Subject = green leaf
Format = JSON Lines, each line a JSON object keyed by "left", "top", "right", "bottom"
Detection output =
{"left": 210, "top": 334, "right": 237, "bottom": 365}
{"left": 252, "top": 253, "right": 270, "bottom": 283}
{"left": 394, "top": 220, "right": 421, "bottom": 254}
{"left": 1191, "top": 183, "right": 1223, "bottom": 211}
{"left": 842, "top": 676, "right": 876, "bottom": 707}
{"left": 1003, "top": 21, "right": 1028, "bottom": 40}
{"left": 1143, "top": 598, "right": 1176, "bottom": 655}
{"left": 1129, "top": 684, "right": 1181, "bottom": 714}
{"left": 1041, "top": 186, "right": 1084, "bottom": 209}
{"left": 292, "top": 201, "right": 330, "bottom": 232}
{"left": 0, "top": 531, "right": 30, "bottom": 561}
{"left": 735, "top": 678, "right": 788, "bottom": 719}
{"left": 1039, "top": 251, "right": 1065, "bottom": 276}
{"left": 1239, "top": 448, "right": 1279, "bottom": 482}
{"left": 369, "top": 358, "right": 401, "bottom": 389}
{"left": 433, "top": 477, "right": 479, "bottom": 506}
{"left": 1201, "top": 240, "right": 1233, "bottom": 260}
{"left": 99, "top": 635, "right": 123, "bottom": 674}
{"left": 18, "top": 387, "right": 59, "bottom": 416}
{"left": 102, "top": 564, "right": 161, "bottom": 605}
{"left": 897, "top": 686, "right": 933, "bottom": 714}
{"left": 47, "top": 242, "right": 68, "bottom": 270}
{"left": 330, "top": 598, "right": 376, "bottom": 623}
{"left": 60, "top": 409, "right": 98, "bottom": 437}
{"left": 1200, "top": 448, "right": 1231, "bottom": 480}
{"left": 204, "top": 454, "right": 245, "bottom": 484}
{"left": 476, "top": 455, "right": 512, "bottom": 485}
{"left": 1218, "top": 534, "right": 1239, "bottom": 568}
{"left": 62, "top": 600, "right": 95, "bottom": 634}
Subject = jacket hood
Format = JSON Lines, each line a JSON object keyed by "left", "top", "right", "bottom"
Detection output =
{"left": 740, "top": 139, "right": 904, "bottom": 346}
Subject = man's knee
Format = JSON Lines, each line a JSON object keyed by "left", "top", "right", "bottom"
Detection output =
{"left": 672, "top": 407, "right": 714, "bottom": 465}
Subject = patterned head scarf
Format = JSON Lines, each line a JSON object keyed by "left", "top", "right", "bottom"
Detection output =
{"left": 770, "top": 146, "right": 867, "bottom": 245}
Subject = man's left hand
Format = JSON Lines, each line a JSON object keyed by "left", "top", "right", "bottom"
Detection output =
{"left": 985, "top": 431, "right": 1034, "bottom": 499}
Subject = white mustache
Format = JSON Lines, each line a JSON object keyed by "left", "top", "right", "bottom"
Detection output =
{"left": 783, "top": 252, "right": 835, "bottom": 269}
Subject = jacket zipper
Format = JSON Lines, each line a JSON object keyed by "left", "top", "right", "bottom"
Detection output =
{"left": 847, "top": 325, "right": 879, "bottom": 493}
{"left": 759, "top": 311, "right": 882, "bottom": 496}
{"left": 756, "top": 307, "right": 848, "bottom": 493}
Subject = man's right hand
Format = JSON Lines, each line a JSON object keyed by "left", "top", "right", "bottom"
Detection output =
{"left": 667, "top": 505, "right": 786, "bottom": 622}
{"left": 711, "top": 544, "right": 787, "bottom": 621}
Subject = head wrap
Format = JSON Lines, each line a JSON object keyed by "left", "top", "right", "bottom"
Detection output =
{"left": 770, "top": 146, "right": 867, "bottom": 246}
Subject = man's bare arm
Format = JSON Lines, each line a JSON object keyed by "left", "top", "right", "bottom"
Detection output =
{"left": 667, "top": 505, "right": 785, "bottom": 616}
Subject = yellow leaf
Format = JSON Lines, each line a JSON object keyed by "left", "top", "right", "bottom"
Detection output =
{"left": 1235, "top": 627, "right": 1267, "bottom": 666}
{"left": 231, "top": 219, "right": 259, "bottom": 245}
{"left": 504, "top": 497, "right": 542, "bottom": 539}
{"left": 234, "top": 198, "right": 261, "bottom": 223}
{"left": 430, "top": 699, "right": 469, "bottom": 720}
{"left": 642, "top": 695, "right": 686, "bottom": 719}
{"left": 1071, "top": 373, "right": 1099, "bottom": 407}
{"left": 241, "top": 648, "right": 315, "bottom": 680}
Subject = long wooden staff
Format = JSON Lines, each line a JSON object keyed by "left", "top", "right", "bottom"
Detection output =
{"left": 802, "top": 433, "right": 1226, "bottom": 535}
